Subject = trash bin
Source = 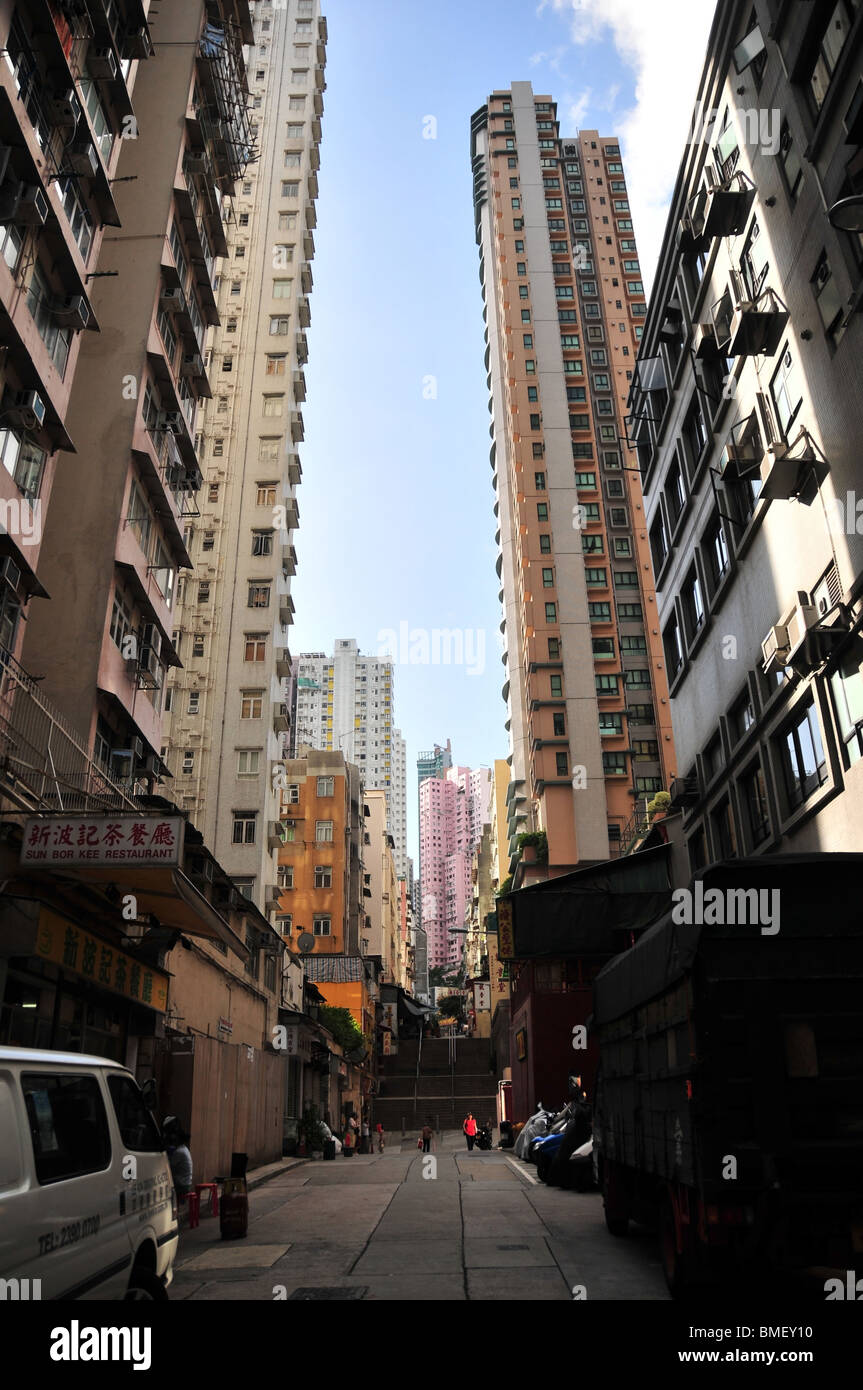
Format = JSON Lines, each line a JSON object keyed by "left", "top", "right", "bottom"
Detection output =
{"left": 220, "top": 1152, "right": 249, "bottom": 1239}
{"left": 323, "top": 1139, "right": 336, "bottom": 1160}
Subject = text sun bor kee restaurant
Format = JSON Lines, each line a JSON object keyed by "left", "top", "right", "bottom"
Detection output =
{"left": 0, "top": 812, "right": 247, "bottom": 1071}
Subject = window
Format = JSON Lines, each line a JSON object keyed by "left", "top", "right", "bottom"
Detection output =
{"left": 712, "top": 798, "right": 738, "bottom": 858}
{"left": 595, "top": 673, "right": 619, "bottom": 695}
{"left": 742, "top": 763, "right": 770, "bottom": 845}
{"left": 617, "top": 602, "right": 642, "bottom": 621}
{"left": 770, "top": 346, "right": 801, "bottom": 438}
{"left": 534, "top": 471, "right": 545, "bottom": 490}
{"left": 585, "top": 567, "right": 607, "bottom": 587}
{"left": 599, "top": 713, "right": 622, "bottom": 736}
{"left": 188, "top": 691, "right": 200, "bottom": 714}
{"left": 182, "top": 750, "right": 195, "bottom": 775}
{"left": 548, "top": 638, "right": 560, "bottom": 659}
{"left": 614, "top": 570, "right": 638, "bottom": 588}
{"left": 550, "top": 674, "right": 563, "bottom": 696}
{"left": 603, "top": 752, "right": 627, "bottom": 776}
{"left": 232, "top": 813, "right": 257, "bottom": 845}
{"left": 542, "top": 567, "right": 554, "bottom": 588}
{"left": 682, "top": 566, "right": 705, "bottom": 638}
{"left": 830, "top": 655, "right": 863, "bottom": 765}
{"left": 240, "top": 690, "right": 263, "bottom": 719}
{"left": 715, "top": 108, "right": 740, "bottom": 179}
{"left": 592, "top": 638, "right": 615, "bottom": 660}
{"left": 545, "top": 602, "right": 557, "bottom": 623}
{"left": 317, "top": 776, "right": 334, "bottom": 797}
{"left": 582, "top": 535, "right": 604, "bottom": 554}
{"left": 650, "top": 513, "right": 668, "bottom": 573}
{"left": 620, "top": 635, "right": 647, "bottom": 653}
{"left": 808, "top": 0, "right": 856, "bottom": 111}
{"left": 779, "top": 121, "right": 803, "bottom": 201}
{"left": 26, "top": 266, "right": 72, "bottom": 376}
{"left": 780, "top": 702, "right": 827, "bottom": 809}
{"left": 248, "top": 583, "right": 270, "bottom": 608}
{"left": 197, "top": 581, "right": 210, "bottom": 605}
{"left": 555, "top": 752, "right": 568, "bottom": 776}
{"left": 314, "top": 865, "right": 333, "bottom": 889}
{"left": 540, "top": 535, "right": 551, "bottom": 554}
{"left": 256, "top": 482, "right": 277, "bottom": 506}
{"left": 21, "top": 1073, "right": 111, "bottom": 1183}
{"left": 193, "top": 635, "right": 205, "bottom": 657}
{"left": 537, "top": 503, "right": 548, "bottom": 521}
{"left": 251, "top": 531, "right": 273, "bottom": 557}
{"left": 315, "top": 820, "right": 334, "bottom": 843}
{"left": 266, "top": 354, "right": 287, "bottom": 375}
{"left": 245, "top": 632, "right": 267, "bottom": 662}
{"left": 575, "top": 470, "right": 596, "bottom": 488}
{"left": 589, "top": 602, "right": 611, "bottom": 621}
{"left": 313, "top": 916, "right": 331, "bottom": 937}
{"left": 262, "top": 395, "right": 284, "bottom": 418}
{"left": 812, "top": 252, "right": 845, "bottom": 345}
{"left": 730, "top": 690, "right": 756, "bottom": 743}
{"left": 664, "top": 614, "right": 684, "bottom": 677}
{"left": 0, "top": 429, "right": 46, "bottom": 500}
{"left": 269, "top": 316, "right": 290, "bottom": 335}
{"left": 613, "top": 538, "right": 632, "bottom": 558}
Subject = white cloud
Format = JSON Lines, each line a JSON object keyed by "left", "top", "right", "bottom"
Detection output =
{"left": 542, "top": 0, "right": 717, "bottom": 290}
{"left": 566, "top": 90, "right": 592, "bottom": 130}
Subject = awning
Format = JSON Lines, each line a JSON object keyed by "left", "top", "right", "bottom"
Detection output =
{"left": 20, "top": 863, "right": 248, "bottom": 959}
{"left": 496, "top": 843, "right": 671, "bottom": 960}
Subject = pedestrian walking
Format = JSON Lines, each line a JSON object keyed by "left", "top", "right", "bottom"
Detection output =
{"left": 361, "top": 1117, "right": 370, "bottom": 1154}
{"left": 421, "top": 1121, "right": 433, "bottom": 1154}
{"left": 463, "top": 1112, "right": 477, "bottom": 1151}
{"left": 376, "top": 1121, "right": 385, "bottom": 1153}
{"left": 163, "top": 1116, "right": 194, "bottom": 1197}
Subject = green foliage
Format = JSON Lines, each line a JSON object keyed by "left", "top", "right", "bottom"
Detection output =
{"left": 497, "top": 875, "right": 513, "bottom": 898}
{"left": 648, "top": 791, "right": 671, "bottom": 816}
{"left": 517, "top": 830, "right": 548, "bottom": 862}
{"left": 429, "top": 965, "right": 459, "bottom": 987}
{"left": 437, "top": 994, "right": 465, "bottom": 1020}
{"left": 320, "top": 1005, "right": 363, "bottom": 1052}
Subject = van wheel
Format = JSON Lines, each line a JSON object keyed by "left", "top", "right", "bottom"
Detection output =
{"left": 125, "top": 1269, "right": 168, "bottom": 1301}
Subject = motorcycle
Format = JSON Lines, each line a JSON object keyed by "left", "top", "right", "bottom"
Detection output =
{"left": 476, "top": 1123, "right": 493, "bottom": 1150}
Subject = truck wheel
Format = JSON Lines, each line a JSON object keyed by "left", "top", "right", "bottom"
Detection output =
{"left": 602, "top": 1163, "right": 629, "bottom": 1237}
{"left": 660, "top": 1192, "right": 693, "bottom": 1297}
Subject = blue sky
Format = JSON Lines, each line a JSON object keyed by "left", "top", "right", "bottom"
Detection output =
{"left": 290, "top": 0, "right": 717, "bottom": 864}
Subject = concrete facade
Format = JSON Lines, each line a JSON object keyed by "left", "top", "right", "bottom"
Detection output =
{"left": 633, "top": 0, "right": 863, "bottom": 870}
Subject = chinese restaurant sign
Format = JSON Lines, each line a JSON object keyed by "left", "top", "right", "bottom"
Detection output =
{"left": 35, "top": 910, "right": 169, "bottom": 1012}
{"left": 20, "top": 816, "right": 184, "bottom": 868}
{"left": 496, "top": 896, "right": 515, "bottom": 960}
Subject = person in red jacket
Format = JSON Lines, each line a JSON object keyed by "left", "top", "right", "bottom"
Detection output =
{"left": 463, "top": 1112, "right": 478, "bottom": 1151}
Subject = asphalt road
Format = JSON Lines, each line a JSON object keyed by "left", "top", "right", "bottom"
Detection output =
{"left": 169, "top": 1132, "right": 670, "bottom": 1301}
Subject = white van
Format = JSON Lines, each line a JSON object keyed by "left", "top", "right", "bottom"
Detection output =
{"left": 0, "top": 1047, "right": 179, "bottom": 1300}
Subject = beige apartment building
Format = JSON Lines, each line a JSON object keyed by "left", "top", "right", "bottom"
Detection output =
{"left": 471, "top": 84, "right": 675, "bottom": 886}
{"left": 162, "top": 0, "right": 326, "bottom": 929}
{"left": 364, "top": 788, "right": 400, "bottom": 986}
{"left": 632, "top": 0, "right": 863, "bottom": 869}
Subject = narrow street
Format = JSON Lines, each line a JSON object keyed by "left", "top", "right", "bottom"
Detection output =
{"left": 170, "top": 1133, "right": 668, "bottom": 1301}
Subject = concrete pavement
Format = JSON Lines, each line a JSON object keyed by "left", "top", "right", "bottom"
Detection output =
{"left": 169, "top": 1135, "right": 669, "bottom": 1301}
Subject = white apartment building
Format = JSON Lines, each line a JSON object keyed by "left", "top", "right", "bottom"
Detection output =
{"left": 294, "top": 639, "right": 408, "bottom": 878}
{"left": 162, "top": 0, "right": 327, "bottom": 920}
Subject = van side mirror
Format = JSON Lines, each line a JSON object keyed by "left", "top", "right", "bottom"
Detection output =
{"left": 140, "top": 1078, "right": 158, "bottom": 1111}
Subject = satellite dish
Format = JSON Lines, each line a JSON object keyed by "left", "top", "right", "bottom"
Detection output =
{"left": 298, "top": 932, "right": 315, "bottom": 953}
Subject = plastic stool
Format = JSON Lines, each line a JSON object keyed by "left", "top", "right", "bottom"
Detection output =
{"left": 195, "top": 1182, "right": 219, "bottom": 1217}
{"left": 184, "top": 1191, "right": 200, "bottom": 1229}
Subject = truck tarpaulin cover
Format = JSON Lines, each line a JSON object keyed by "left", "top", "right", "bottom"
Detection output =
{"left": 592, "top": 853, "right": 863, "bottom": 1024}
{"left": 497, "top": 844, "right": 671, "bottom": 960}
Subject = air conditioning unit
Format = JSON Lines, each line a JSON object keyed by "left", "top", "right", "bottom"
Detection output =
{"left": 761, "top": 622, "right": 790, "bottom": 674}
{"left": 122, "top": 26, "right": 152, "bottom": 59}
{"left": 8, "top": 390, "right": 47, "bottom": 431}
{"left": 15, "top": 185, "right": 49, "bottom": 226}
{"left": 784, "top": 598, "right": 819, "bottom": 671}
{"left": 0, "top": 556, "right": 22, "bottom": 592}
{"left": 67, "top": 139, "right": 99, "bottom": 179}
{"left": 181, "top": 353, "right": 204, "bottom": 378}
{"left": 184, "top": 153, "right": 209, "bottom": 175}
{"left": 727, "top": 276, "right": 789, "bottom": 357}
{"left": 158, "top": 411, "right": 183, "bottom": 432}
{"left": 47, "top": 88, "right": 81, "bottom": 129}
{"left": 140, "top": 623, "right": 162, "bottom": 660}
{"left": 52, "top": 294, "right": 90, "bottom": 330}
{"left": 702, "top": 174, "right": 756, "bottom": 240}
{"left": 88, "top": 47, "right": 118, "bottom": 81}
{"left": 692, "top": 321, "right": 718, "bottom": 359}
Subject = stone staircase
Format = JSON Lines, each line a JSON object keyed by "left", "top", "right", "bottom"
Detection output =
{"left": 373, "top": 1037, "right": 498, "bottom": 1134}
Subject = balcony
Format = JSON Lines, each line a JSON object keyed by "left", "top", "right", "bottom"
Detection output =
{"left": 289, "top": 410, "right": 304, "bottom": 442}
{"left": 314, "top": 64, "right": 326, "bottom": 91}
{"left": 278, "top": 581, "right": 295, "bottom": 626}
{"left": 0, "top": 645, "right": 138, "bottom": 814}
{"left": 275, "top": 645, "right": 292, "bottom": 678}
{"left": 305, "top": 201, "right": 317, "bottom": 230}
{"left": 268, "top": 819, "right": 288, "bottom": 848}
{"left": 272, "top": 703, "right": 290, "bottom": 735}
{"left": 292, "top": 368, "right": 306, "bottom": 402}
{"left": 300, "top": 261, "right": 313, "bottom": 293}
{"left": 303, "top": 228, "right": 315, "bottom": 261}
{"left": 286, "top": 452, "right": 302, "bottom": 486}
{"left": 295, "top": 331, "right": 308, "bottom": 365}
{"left": 281, "top": 542, "right": 297, "bottom": 576}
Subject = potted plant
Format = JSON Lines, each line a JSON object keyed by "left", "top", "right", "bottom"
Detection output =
{"left": 647, "top": 791, "right": 671, "bottom": 819}
{"left": 517, "top": 830, "right": 548, "bottom": 865}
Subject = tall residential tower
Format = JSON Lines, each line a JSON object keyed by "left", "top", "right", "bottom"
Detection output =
{"left": 470, "top": 83, "right": 675, "bottom": 879}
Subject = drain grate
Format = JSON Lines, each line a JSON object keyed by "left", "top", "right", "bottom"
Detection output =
{"left": 497, "top": 1243, "right": 529, "bottom": 1251}
{"left": 287, "top": 1286, "right": 369, "bottom": 1301}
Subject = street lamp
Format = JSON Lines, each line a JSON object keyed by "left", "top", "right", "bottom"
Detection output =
{"left": 827, "top": 194, "right": 863, "bottom": 232}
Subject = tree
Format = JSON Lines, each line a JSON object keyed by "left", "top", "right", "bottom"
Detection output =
{"left": 319, "top": 1005, "right": 363, "bottom": 1052}
{"left": 429, "top": 965, "right": 459, "bottom": 987}
{"left": 437, "top": 994, "right": 465, "bottom": 1021}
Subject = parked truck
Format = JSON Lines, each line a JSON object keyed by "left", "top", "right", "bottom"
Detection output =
{"left": 591, "top": 855, "right": 863, "bottom": 1295}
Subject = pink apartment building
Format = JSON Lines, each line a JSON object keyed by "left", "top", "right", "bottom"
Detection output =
{"left": 420, "top": 763, "right": 491, "bottom": 970}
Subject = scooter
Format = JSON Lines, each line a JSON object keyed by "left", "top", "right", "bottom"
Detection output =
{"left": 476, "top": 1124, "right": 493, "bottom": 1150}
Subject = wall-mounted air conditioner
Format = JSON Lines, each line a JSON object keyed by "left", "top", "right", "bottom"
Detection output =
{"left": 8, "top": 390, "right": 47, "bottom": 431}
{"left": 88, "top": 47, "right": 118, "bottom": 82}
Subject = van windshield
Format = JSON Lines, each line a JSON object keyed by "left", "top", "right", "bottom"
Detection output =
{"left": 107, "top": 1075, "right": 164, "bottom": 1152}
{"left": 22, "top": 1073, "right": 112, "bottom": 1184}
